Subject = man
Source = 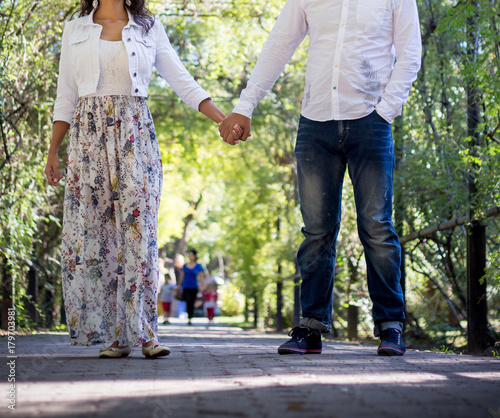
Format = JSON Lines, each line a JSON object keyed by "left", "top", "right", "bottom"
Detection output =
{"left": 220, "top": 0, "right": 421, "bottom": 356}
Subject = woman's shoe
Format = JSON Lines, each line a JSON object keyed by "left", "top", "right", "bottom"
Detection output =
{"left": 99, "top": 346, "right": 131, "bottom": 358}
{"left": 142, "top": 343, "right": 171, "bottom": 359}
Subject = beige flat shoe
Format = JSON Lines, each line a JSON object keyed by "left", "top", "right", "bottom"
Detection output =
{"left": 99, "top": 346, "right": 131, "bottom": 358}
{"left": 142, "top": 343, "right": 171, "bottom": 358}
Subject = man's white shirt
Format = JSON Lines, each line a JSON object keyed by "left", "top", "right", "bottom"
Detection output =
{"left": 233, "top": 0, "right": 422, "bottom": 123}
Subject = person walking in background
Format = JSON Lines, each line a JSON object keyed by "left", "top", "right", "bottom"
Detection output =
{"left": 173, "top": 254, "right": 185, "bottom": 285}
{"left": 173, "top": 253, "right": 187, "bottom": 318}
{"left": 160, "top": 273, "right": 176, "bottom": 324}
{"left": 220, "top": 0, "right": 421, "bottom": 356}
{"left": 177, "top": 249, "right": 205, "bottom": 326}
{"left": 44, "top": 0, "right": 240, "bottom": 359}
{"left": 203, "top": 282, "right": 218, "bottom": 324}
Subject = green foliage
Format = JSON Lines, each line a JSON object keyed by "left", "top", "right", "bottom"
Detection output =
{"left": 0, "top": 0, "right": 78, "bottom": 328}
{"left": 0, "top": 0, "right": 497, "bottom": 346}
{"left": 149, "top": 0, "right": 307, "bottom": 314}
{"left": 219, "top": 281, "right": 244, "bottom": 317}
{"left": 431, "top": 345, "right": 455, "bottom": 355}
{"left": 394, "top": 0, "right": 500, "bottom": 344}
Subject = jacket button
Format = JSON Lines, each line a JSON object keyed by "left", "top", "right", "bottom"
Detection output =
{"left": 131, "top": 52, "right": 136, "bottom": 56}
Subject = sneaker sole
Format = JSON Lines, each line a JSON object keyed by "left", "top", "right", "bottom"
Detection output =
{"left": 377, "top": 347, "right": 405, "bottom": 356}
{"left": 277, "top": 346, "right": 322, "bottom": 355}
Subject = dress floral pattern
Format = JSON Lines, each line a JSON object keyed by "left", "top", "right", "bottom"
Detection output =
{"left": 61, "top": 95, "right": 162, "bottom": 347}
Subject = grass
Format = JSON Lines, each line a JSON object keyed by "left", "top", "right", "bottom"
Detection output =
{"left": 216, "top": 315, "right": 254, "bottom": 329}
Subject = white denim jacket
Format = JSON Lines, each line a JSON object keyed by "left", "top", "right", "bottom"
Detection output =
{"left": 53, "top": 9, "right": 210, "bottom": 124}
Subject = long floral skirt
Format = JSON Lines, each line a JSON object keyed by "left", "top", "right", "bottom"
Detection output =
{"left": 61, "top": 95, "right": 162, "bottom": 347}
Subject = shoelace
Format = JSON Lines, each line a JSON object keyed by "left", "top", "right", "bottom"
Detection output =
{"left": 288, "top": 326, "right": 313, "bottom": 341}
{"left": 381, "top": 328, "right": 401, "bottom": 344}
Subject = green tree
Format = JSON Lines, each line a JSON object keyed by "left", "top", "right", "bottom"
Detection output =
{"left": 0, "top": 0, "right": 78, "bottom": 328}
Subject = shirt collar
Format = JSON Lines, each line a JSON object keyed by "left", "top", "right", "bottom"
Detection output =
{"left": 78, "top": 8, "right": 141, "bottom": 28}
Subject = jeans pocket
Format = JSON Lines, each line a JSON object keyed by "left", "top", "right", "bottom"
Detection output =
{"left": 295, "top": 115, "right": 313, "bottom": 155}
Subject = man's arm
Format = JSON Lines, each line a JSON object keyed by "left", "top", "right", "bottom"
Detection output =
{"left": 375, "top": 0, "right": 422, "bottom": 123}
{"left": 220, "top": 0, "right": 309, "bottom": 144}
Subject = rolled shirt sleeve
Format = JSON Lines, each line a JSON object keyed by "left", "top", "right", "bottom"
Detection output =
{"left": 375, "top": 0, "right": 422, "bottom": 123}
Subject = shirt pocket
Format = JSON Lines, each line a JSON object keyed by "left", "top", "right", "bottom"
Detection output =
{"left": 134, "top": 34, "right": 155, "bottom": 77}
{"left": 356, "top": 0, "right": 391, "bottom": 25}
{"left": 68, "top": 32, "right": 91, "bottom": 76}
{"left": 135, "top": 34, "right": 155, "bottom": 57}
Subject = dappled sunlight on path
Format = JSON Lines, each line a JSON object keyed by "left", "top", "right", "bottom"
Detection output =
{"left": 1, "top": 317, "right": 500, "bottom": 417}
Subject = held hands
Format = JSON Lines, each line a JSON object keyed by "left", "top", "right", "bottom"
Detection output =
{"left": 219, "top": 113, "right": 251, "bottom": 146}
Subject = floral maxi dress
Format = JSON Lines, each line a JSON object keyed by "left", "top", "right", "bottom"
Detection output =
{"left": 61, "top": 41, "right": 162, "bottom": 347}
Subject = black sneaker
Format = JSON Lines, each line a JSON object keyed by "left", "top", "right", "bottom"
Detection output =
{"left": 278, "top": 326, "right": 322, "bottom": 355}
{"left": 377, "top": 328, "right": 406, "bottom": 356}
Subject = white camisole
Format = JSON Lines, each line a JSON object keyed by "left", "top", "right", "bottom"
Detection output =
{"left": 88, "top": 40, "right": 133, "bottom": 96}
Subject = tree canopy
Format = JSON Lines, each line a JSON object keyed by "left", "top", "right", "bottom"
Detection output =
{"left": 0, "top": 0, "right": 498, "bottom": 349}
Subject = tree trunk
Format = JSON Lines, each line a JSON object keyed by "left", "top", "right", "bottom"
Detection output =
{"left": 276, "top": 276, "right": 283, "bottom": 332}
{"left": 347, "top": 305, "right": 359, "bottom": 340}
{"left": 466, "top": 1, "right": 488, "bottom": 352}
{"left": 244, "top": 296, "right": 249, "bottom": 323}
{"left": 26, "top": 263, "right": 38, "bottom": 325}
{"left": 275, "top": 216, "right": 284, "bottom": 332}
{"left": 253, "top": 292, "right": 259, "bottom": 328}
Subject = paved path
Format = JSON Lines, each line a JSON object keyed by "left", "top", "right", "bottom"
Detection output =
{"left": 2, "top": 317, "right": 500, "bottom": 418}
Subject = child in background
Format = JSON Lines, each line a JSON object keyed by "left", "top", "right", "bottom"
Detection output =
{"left": 160, "top": 274, "right": 176, "bottom": 324}
{"left": 203, "top": 283, "right": 218, "bottom": 324}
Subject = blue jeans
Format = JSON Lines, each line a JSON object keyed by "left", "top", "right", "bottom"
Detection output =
{"left": 295, "top": 111, "right": 404, "bottom": 332}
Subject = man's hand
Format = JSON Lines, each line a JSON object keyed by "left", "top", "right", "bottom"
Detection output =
{"left": 219, "top": 113, "right": 251, "bottom": 145}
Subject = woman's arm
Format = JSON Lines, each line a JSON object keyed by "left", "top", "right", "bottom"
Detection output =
{"left": 153, "top": 23, "right": 243, "bottom": 141}
{"left": 199, "top": 99, "right": 243, "bottom": 141}
{"left": 53, "top": 23, "right": 79, "bottom": 125}
{"left": 45, "top": 121, "right": 70, "bottom": 186}
{"left": 198, "top": 98, "right": 225, "bottom": 125}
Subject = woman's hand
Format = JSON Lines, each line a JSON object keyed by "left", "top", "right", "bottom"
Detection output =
{"left": 46, "top": 121, "right": 70, "bottom": 186}
{"left": 219, "top": 113, "right": 251, "bottom": 145}
{"left": 45, "top": 153, "right": 62, "bottom": 187}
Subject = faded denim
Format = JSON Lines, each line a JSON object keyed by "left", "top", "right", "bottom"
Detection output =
{"left": 295, "top": 111, "right": 405, "bottom": 333}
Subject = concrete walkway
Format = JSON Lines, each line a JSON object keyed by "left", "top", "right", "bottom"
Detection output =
{"left": 2, "top": 317, "right": 500, "bottom": 418}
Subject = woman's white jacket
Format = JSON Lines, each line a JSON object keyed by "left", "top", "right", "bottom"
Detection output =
{"left": 53, "top": 9, "right": 210, "bottom": 124}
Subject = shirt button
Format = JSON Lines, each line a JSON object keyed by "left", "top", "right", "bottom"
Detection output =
{"left": 127, "top": 38, "right": 131, "bottom": 42}
{"left": 333, "top": 86, "right": 337, "bottom": 90}
{"left": 334, "top": 64, "right": 338, "bottom": 68}
{"left": 133, "top": 73, "right": 137, "bottom": 77}
{"left": 131, "top": 52, "right": 136, "bottom": 56}
{"left": 135, "top": 89, "right": 139, "bottom": 93}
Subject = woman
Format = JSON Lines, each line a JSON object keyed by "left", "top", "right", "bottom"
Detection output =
{"left": 44, "top": 0, "right": 239, "bottom": 358}
{"left": 176, "top": 249, "right": 205, "bottom": 326}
